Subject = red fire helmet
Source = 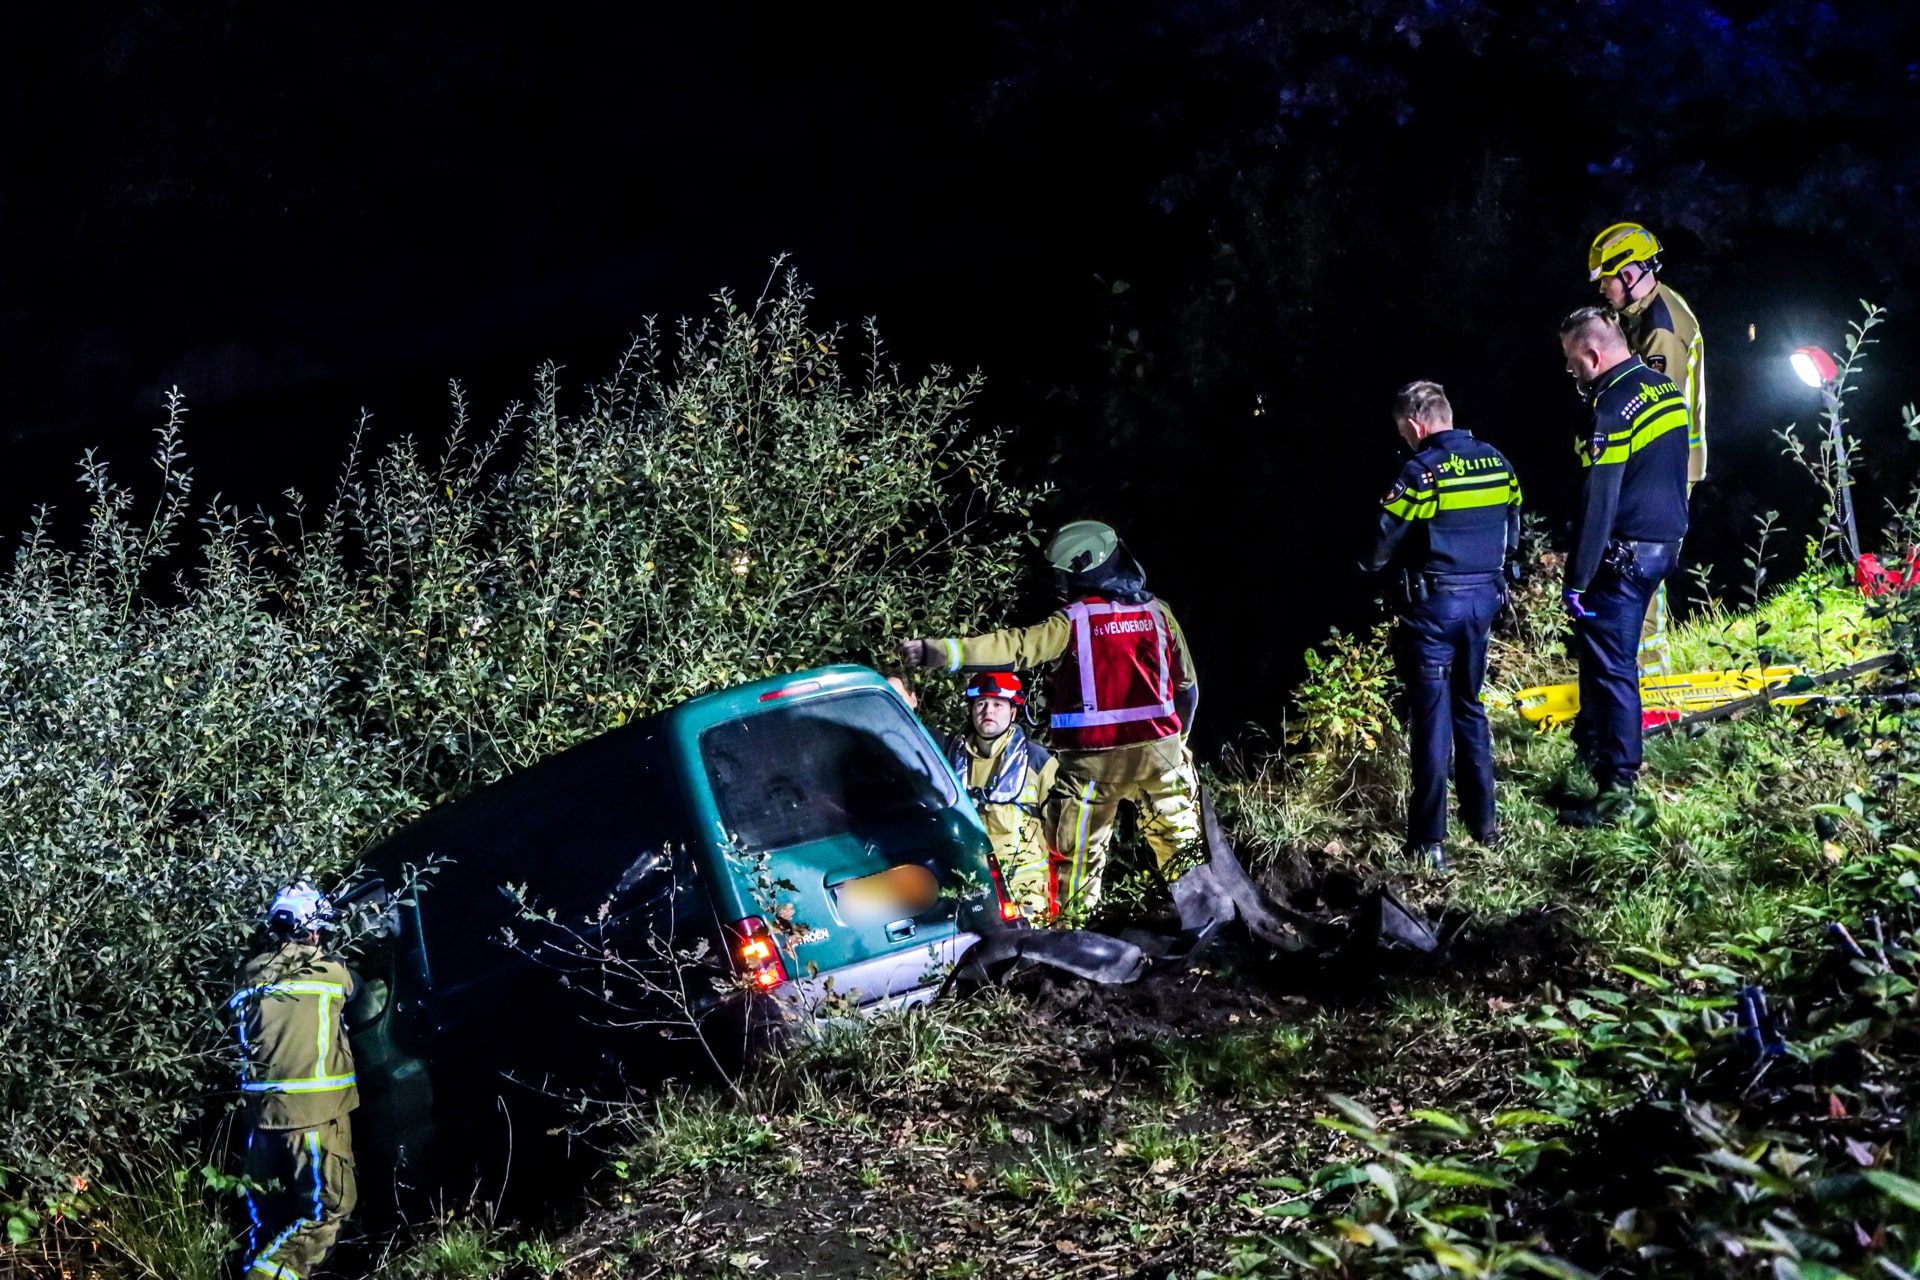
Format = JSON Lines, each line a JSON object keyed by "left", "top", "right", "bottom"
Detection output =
{"left": 964, "top": 672, "right": 1025, "bottom": 704}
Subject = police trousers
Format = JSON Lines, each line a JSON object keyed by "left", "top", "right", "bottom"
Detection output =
{"left": 1395, "top": 574, "right": 1503, "bottom": 845}
{"left": 244, "top": 1115, "right": 356, "bottom": 1280}
{"left": 1048, "top": 736, "right": 1201, "bottom": 922}
{"left": 1573, "top": 540, "right": 1680, "bottom": 791}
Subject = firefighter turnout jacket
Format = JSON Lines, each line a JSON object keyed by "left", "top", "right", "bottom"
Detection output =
{"left": 232, "top": 943, "right": 360, "bottom": 1130}
{"left": 925, "top": 597, "right": 1196, "bottom": 752}
{"left": 1568, "top": 356, "right": 1692, "bottom": 591}
{"left": 944, "top": 724, "right": 1060, "bottom": 917}
{"left": 1363, "top": 429, "right": 1522, "bottom": 577}
{"left": 1618, "top": 282, "right": 1706, "bottom": 482}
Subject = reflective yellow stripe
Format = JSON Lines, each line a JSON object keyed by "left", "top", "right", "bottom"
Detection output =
{"left": 1071, "top": 779, "right": 1097, "bottom": 901}
{"left": 1631, "top": 393, "right": 1685, "bottom": 429}
{"left": 1435, "top": 471, "right": 1508, "bottom": 487}
{"left": 1632, "top": 407, "right": 1689, "bottom": 452}
{"left": 228, "top": 982, "right": 347, "bottom": 1009}
{"left": 1582, "top": 444, "right": 1629, "bottom": 468}
{"left": 315, "top": 991, "right": 332, "bottom": 1079}
{"left": 240, "top": 1073, "right": 357, "bottom": 1094}
{"left": 1436, "top": 488, "right": 1514, "bottom": 511}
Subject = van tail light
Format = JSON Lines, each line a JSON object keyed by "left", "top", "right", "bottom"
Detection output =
{"left": 730, "top": 916, "right": 788, "bottom": 990}
{"left": 987, "top": 856, "right": 1022, "bottom": 922}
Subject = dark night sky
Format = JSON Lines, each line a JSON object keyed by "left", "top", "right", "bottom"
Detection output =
{"left": 4, "top": 2, "right": 1918, "bottom": 739}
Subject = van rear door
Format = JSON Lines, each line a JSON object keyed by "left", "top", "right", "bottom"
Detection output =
{"left": 694, "top": 685, "right": 987, "bottom": 998}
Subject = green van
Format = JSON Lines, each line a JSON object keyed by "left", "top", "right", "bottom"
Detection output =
{"left": 344, "top": 664, "right": 1012, "bottom": 1196}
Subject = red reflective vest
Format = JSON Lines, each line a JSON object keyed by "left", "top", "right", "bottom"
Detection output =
{"left": 1048, "top": 596, "right": 1184, "bottom": 751}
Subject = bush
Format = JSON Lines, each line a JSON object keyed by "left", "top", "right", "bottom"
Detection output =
{"left": 0, "top": 270, "right": 1046, "bottom": 1198}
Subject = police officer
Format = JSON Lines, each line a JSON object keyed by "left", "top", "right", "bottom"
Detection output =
{"left": 1362, "top": 381, "right": 1521, "bottom": 868}
{"left": 1557, "top": 306, "right": 1691, "bottom": 826}
{"left": 901, "top": 521, "right": 1201, "bottom": 922}
{"left": 232, "top": 881, "right": 360, "bottom": 1280}
{"left": 941, "top": 671, "right": 1066, "bottom": 923}
{"left": 1588, "top": 221, "right": 1706, "bottom": 678}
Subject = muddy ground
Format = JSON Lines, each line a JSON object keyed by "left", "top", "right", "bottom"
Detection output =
{"left": 536, "top": 873, "right": 1596, "bottom": 1280}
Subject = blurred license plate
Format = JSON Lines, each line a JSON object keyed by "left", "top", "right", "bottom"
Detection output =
{"left": 833, "top": 863, "right": 939, "bottom": 923}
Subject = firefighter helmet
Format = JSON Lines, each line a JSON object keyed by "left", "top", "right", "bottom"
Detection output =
{"left": 1046, "top": 521, "right": 1120, "bottom": 574}
{"left": 965, "top": 671, "right": 1025, "bottom": 704}
{"left": 1588, "top": 222, "right": 1664, "bottom": 281}
{"left": 267, "top": 880, "right": 333, "bottom": 934}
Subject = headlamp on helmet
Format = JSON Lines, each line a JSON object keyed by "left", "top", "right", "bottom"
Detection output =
{"left": 965, "top": 672, "right": 1025, "bottom": 705}
{"left": 267, "top": 880, "right": 334, "bottom": 935}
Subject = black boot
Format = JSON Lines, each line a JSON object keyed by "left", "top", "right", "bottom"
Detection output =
{"left": 1557, "top": 788, "right": 1633, "bottom": 829}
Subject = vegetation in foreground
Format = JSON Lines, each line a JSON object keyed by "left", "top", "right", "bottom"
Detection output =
{"left": 7, "top": 298, "right": 1920, "bottom": 1279}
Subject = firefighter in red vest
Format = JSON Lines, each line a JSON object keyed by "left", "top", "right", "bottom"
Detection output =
{"left": 901, "top": 521, "right": 1201, "bottom": 922}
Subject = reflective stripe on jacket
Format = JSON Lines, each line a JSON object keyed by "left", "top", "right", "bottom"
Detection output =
{"left": 944, "top": 726, "right": 1059, "bottom": 878}
{"left": 946, "top": 725, "right": 1051, "bottom": 808}
{"left": 233, "top": 944, "right": 360, "bottom": 1130}
{"left": 1049, "top": 596, "right": 1184, "bottom": 751}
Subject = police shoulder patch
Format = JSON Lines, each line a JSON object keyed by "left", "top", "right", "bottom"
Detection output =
{"left": 1645, "top": 353, "right": 1668, "bottom": 373}
{"left": 1381, "top": 478, "right": 1407, "bottom": 505}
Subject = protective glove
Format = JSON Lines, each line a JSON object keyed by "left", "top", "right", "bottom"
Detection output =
{"left": 898, "top": 638, "right": 942, "bottom": 669}
{"left": 1563, "top": 588, "right": 1596, "bottom": 620}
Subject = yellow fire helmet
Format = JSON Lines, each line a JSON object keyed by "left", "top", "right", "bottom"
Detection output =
{"left": 1587, "top": 222, "right": 1664, "bottom": 281}
{"left": 1046, "top": 520, "right": 1120, "bottom": 574}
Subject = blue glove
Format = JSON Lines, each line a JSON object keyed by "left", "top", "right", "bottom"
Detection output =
{"left": 1563, "top": 588, "right": 1596, "bottom": 620}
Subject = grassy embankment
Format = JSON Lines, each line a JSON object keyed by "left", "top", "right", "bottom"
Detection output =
{"left": 355, "top": 571, "right": 1920, "bottom": 1280}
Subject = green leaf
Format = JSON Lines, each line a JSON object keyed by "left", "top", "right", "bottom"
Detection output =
{"left": 1325, "top": 1093, "right": 1382, "bottom": 1131}
{"left": 1864, "top": 1168, "right": 1920, "bottom": 1211}
{"left": 1612, "top": 964, "right": 1672, "bottom": 990}
{"left": 1406, "top": 1162, "right": 1510, "bottom": 1190}
{"left": 1514, "top": 1251, "right": 1597, "bottom": 1280}
{"left": 1410, "top": 1109, "right": 1474, "bottom": 1136}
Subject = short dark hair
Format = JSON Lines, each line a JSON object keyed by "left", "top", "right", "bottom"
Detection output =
{"left": 1558, "top": 305, "right": 1625, "bottom": 349}
{"left": 1392, "top": 380, "right": 1453, "bottom": 428}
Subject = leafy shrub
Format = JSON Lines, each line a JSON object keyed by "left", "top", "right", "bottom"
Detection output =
{"left": 0, "top": 271, "right": 1045, "bottom": 1198}
{"left": 1288, "top": 624, "right": 1403, "bottom": 769}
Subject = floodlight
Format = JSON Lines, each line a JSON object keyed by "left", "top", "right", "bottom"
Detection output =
{"left": 1791, "top": 346, "right": 1839, "bottom": 388}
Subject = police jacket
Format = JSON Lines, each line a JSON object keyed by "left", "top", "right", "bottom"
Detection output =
{"left": 231, "top": 943, "right": 359, "bottom": 1130}
{"left": 1363, "top": 429, "right": 1522, "bottom": 578}
{"left": 1567, "top": 356, "right": 1691, "bottom": 591}
{"left": 1619, "top": 282, "right": 1706, "bottom": 482}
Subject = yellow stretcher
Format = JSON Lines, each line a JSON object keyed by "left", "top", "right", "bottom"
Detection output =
{"left": 1510, "top": 666, "right": 1810, "bottom": 730}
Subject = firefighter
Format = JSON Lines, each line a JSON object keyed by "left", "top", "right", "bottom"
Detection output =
{"left": 1588, "top": 221, "right": 1705, "bottom": 678}
{"left": 901, "top": 521, "right": 1200, "bottom": 922}
{"left": 232, "top": 881, "right": 359, "bottom": 1280}
{"left": 1557, "top": 306, "right": 1691, "bottom": 826}
{"left": 941, "top": 671, "right": 1066, "bottom": 922}
{"left": 1361, "top": 381, "right": 1521, "bottom": 868}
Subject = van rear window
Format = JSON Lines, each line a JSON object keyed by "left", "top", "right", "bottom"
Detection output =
{"left": 700, "top": 689, "right": 956, "bottom": 853}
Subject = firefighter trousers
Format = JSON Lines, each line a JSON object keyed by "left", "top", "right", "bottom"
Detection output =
{"left": 1049, "top": 736, "right": 1202, "bottom": 921}
{"left": 1638, "top": 581, "right": 1672, "bottom": 678}
{"left": 999, "top": 843, "right": 1054, "bottom": 924}
{"left": 244, "top": 1116, "right": 356, "bottom": 1280}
